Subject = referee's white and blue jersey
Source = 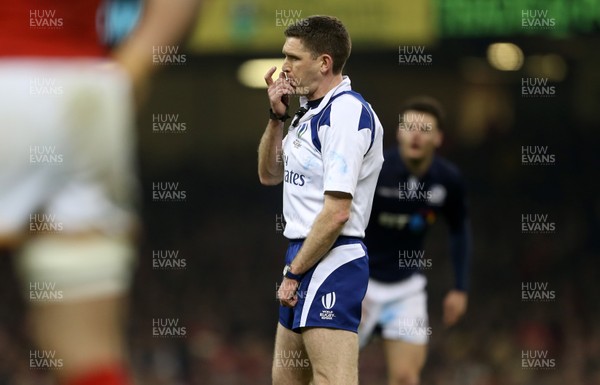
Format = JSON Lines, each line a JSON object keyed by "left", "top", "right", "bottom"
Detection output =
{"left": 279, "top": 76, "right": 384, "bottom": 333}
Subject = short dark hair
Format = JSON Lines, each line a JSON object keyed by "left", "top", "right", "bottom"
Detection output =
{"left": 284, "top": 15, "right": 351, "bottom": 74}
{"left": 400, "top": 96, "right": 446, "bottom": 131}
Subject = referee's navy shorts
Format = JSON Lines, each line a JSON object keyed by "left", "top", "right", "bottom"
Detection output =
{"left": 279, "top": 236, "right": 369, "bottom": 333}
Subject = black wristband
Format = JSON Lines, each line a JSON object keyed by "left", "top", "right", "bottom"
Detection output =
{"left": 270, "top": 108, "right": 291, "bottom": 122}
{"left": 283, "top": 264, "right": 303, "bottom": 281}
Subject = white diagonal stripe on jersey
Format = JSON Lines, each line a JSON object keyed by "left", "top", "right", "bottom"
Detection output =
{"left": 299, "top": 243, "right": 365, "bottom": 327}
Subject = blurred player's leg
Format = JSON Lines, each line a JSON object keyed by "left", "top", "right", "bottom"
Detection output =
{"left": 382, "top": 340, "right": 426, "bottom": 385}
{"left": 359, "top": 276, "right": 429, "bottom": 385}
{"left": 303, "top": 327, "right": 359, "bottom": 385}
{"left": 272, "top": 323, "right": 312, "bottom": 385}
{"left": 18, "top": 232, "right": 136, "bottom": 385}
{"left": 358, "top": 282, "right": 384, "bottom": 348}
{"left": 1, "top": 1, "right": 199, "bottom": 383}
{"left": 2, "top": 61, "right": 137, "bottom": 385}
{"left": 30, "top": 292, "right": 130, "bottom": 384}
{"left": 380, "top": 281, "right": 429, "bottom": 385}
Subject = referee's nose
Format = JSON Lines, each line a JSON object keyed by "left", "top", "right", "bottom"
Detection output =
{"left": 281, "top": 57, "right": 291, "bottom": 71}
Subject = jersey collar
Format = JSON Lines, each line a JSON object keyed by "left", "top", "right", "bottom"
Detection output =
{"left": 296, "top": 76, "right": 352, "bottom": 125}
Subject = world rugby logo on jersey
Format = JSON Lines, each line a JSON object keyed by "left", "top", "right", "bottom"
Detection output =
{"left": 319, "top": 292, "right": 336, "bottom": 320}
{"left": 293, "top": 123, "right": 308, "bottom": 149}
{"left": 297, "top": 123, "right": 308, "bottom": 138}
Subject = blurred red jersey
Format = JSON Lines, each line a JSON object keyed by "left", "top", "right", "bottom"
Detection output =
{"left": 0, "top": 0, "right": 109, "bottom": 57}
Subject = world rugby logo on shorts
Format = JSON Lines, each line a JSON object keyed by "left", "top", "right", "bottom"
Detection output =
{"left": 321, "top": 292, "right": 336, "bottom": 310}
{"left": 319, "top": 292, "right": 336, "bottom": 320}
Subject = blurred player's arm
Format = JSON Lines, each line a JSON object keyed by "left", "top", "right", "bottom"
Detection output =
{"left": 278, "top": 191, "right": 351, "bottom": 306}
{"left": 450, "top": 219, "right": 471, "bottom": 292}
{"left": 258, "top": 66, "right": 294, "bottom": 185}
{"left": 111, "top": 0, "right": 200, "bottom": 92}
{"left": 443, "top": 220, "right": 471, "bottom": 326}
{"left": 442, "top": 177, "right": 472, "bottom": 327}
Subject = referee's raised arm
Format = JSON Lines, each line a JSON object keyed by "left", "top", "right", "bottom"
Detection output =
{"left": 257, "top": 66, "right": 294, "bottom": 185}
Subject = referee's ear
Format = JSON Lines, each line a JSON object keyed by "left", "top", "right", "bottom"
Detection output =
{"left": 319, "top": 54, "right": 334, "bottom": 75}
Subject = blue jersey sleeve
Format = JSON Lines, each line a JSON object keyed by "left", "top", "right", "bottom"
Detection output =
{"left": 442, "top": 171, "right": 472, "bottom": 291}
{"left": 450, "top": 220, "right": 471, "bottom": 291}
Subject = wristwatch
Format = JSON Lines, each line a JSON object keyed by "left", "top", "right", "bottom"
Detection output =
{"left": 282, "top": 264, "right": 302, "bottom": 281}
{"left": 270, "top": 108, "right": 291, "bottom": 122}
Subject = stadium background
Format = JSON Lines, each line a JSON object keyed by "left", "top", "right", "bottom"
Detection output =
{"left": 1, "top": 0, "right": 599, "bottom": 384}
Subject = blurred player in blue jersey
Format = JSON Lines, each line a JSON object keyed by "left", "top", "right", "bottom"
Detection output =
{"left": 0, "top": 1, "right": 198, "bottom": 384}
{"left": 358, "top": 97, "right": 472, "bottom": 385}
{"left": 258, "top": 16, "right": 384, "bottom": 385}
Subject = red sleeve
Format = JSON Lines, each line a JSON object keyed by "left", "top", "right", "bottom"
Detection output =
{"left": 0, "top": 0, "right": 109, "bottom": 58}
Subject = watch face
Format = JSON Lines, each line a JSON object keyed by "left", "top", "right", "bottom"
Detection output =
{"left": 282, "top": 265, "right": 289, "bottom": 276}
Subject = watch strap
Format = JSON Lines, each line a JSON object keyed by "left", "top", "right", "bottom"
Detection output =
{"left": 283, "top": 265, "right": 303, "bottom": 281}
{"left": 270, "top": 108, "right": 291, "bottom": 122}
